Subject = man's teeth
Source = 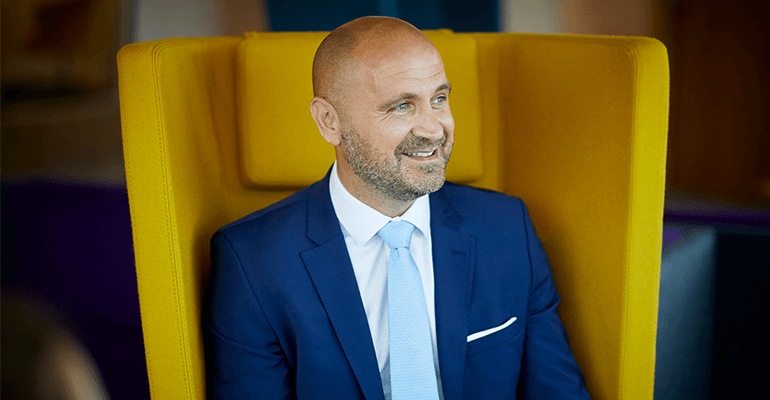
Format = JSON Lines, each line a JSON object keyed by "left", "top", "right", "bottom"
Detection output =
{"left": 406, "top": 150, "right": 436, "bottom": 157}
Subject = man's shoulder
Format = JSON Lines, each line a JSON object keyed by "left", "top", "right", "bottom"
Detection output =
{"left": 438, "top": 181, "right": 525, "bottom": 212}
{"left": 435, "top": 182, "right": 531, "bottom": 233}
{"left": 216, "top": 181, "right": 318, "bottom": 239}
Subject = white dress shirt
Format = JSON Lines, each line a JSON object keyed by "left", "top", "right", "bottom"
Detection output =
{"left": 329, "top": 162, "right": 444, "bottom": 400}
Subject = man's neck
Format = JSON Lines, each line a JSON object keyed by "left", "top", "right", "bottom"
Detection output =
{"left": 335, "top": 164, "right": 415, "bottom": 218}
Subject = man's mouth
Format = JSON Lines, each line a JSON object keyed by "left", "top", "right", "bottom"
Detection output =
{"left": 404, "top": 149, "right": 436, "bottom": 158}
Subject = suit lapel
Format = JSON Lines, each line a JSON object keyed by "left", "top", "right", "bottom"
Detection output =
{"left": 300, "top": 174, "right": 384, "bottom": 400}
{"left": 298, "top": 174, "right": 475, "bottom": 400}
{"left": 431, "top": 188, "right": 476, "bottom": 400}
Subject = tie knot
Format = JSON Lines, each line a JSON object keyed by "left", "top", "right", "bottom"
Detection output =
{"left": 377, "top": 220, "right": 415, "bottom": 250}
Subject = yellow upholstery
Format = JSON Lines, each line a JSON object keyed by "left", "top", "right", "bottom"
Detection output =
{"left": 118, "top": 31, "right": 668, "bottom": 400}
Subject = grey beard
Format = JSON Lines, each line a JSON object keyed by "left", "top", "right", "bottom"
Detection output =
{"left": 341, "top": 129, "right": 451, "bottom": 202}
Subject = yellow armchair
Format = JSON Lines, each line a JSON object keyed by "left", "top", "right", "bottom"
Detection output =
{"left": 118, "top": 31, "right": 668, "bottom": 400}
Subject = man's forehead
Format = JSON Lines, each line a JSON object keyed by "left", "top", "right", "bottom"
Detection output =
{"left": 350, "top": 26, "right": 441, "bottom": 67}
{"left": 358, "top": 46, "right": 447, "bottom": 90}
{"left": 371, "top": 62, "right": 447, "bottom": 92}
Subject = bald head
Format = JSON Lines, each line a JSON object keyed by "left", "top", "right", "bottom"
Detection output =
{"left": 308, "top": 16, "right": 454, "bottom": 216}
{"left": 312, "top": 17, "right": 438, "bottom": 107}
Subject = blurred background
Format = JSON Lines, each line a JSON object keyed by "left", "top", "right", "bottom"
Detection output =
{"left": 2, "top": 0, "right": 768, "bottom": 398}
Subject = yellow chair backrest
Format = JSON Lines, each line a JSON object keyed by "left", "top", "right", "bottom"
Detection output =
{"left": 118, "top": 31, "right": 668, "bottom": 400}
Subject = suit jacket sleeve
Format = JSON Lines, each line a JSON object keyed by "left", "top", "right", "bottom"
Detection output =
{"left": 204, "top": 231, "right": 295, "bottom": 399}
{"left": 517, "top": 201, "right": 591, "bottom": 399}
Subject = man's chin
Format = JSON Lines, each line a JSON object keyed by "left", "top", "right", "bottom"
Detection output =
{"left": 411, "top": 169, "right": 447, "bottom": 195}
{"left": 382, "top": 171, "right": 446, "bottom": 202}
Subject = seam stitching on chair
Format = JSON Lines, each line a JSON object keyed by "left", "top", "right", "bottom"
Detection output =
{"left": 605, "top": 37, "right": 664, "bottom": 400}
{"left": 588, "top": 38, "right": 648, "bottom": 400}
{"left": 154, "top": 41, "right": 193, "bottom": 400}
{"left": 119, "top": 46, "right": 156, "bottom": 400}
{"left": 619, "top": 40, "right": 641, "bottom": 400}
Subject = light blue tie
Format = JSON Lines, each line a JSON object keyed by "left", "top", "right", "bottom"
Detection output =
{"left": 378, "top": 221, "right": 439, "bottom": 400}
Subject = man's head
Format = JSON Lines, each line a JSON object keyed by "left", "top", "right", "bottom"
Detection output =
{"left": 309, "top": 16, "right": 454, "bottom": 216}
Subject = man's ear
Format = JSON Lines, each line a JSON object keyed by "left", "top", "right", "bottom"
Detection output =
{"left": 310, "top": 97, "right": 342, "bottom": 146}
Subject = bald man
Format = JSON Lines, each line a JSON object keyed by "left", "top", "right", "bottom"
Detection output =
{"left": 204, "top": 17, "right": 590, "bottom": 400}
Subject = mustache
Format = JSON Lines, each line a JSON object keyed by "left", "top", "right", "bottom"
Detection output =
{"left": 394, "top": 133, "right": 447, "bottom": 155}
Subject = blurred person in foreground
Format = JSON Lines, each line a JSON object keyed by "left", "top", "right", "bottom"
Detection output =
{"left": 204, "top": 16, "right": 589, "bottom": 400}
{"left": 2, "top": 294, "right": 110, "bottom": 400}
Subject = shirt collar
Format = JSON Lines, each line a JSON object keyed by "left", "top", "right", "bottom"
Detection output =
{"left": 329, "top": 162, "right": 431, "bottom": 246}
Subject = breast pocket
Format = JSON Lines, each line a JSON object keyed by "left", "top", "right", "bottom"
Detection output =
{"left": 466, "top": 317, "right": 522, "bottom": 356}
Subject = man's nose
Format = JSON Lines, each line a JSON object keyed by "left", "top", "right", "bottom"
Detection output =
{"left": 412, "top": 109, "right": 445, "bottom": 139}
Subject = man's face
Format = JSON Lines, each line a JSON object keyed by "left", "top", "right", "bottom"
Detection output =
{"left": 338, "top": 44, "right": 455, "bottom": 202}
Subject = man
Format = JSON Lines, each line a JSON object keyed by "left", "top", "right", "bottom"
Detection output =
{"left": 205, "top": 16, "right": 590, "bottom": 399}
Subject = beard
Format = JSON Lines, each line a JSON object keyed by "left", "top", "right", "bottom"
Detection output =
{"left": 340, "top": 127, "right": 452, "bottom": 202}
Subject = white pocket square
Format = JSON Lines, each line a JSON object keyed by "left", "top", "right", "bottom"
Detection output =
{"left": 467, "top": 317, "right": 518, "bottom": 342}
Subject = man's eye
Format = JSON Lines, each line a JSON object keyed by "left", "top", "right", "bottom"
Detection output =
{"left": 432, "top": 95, "right": 447, "bottom": 105}
{"left": 395, "top": 103, "right": 409, "bottom": 111}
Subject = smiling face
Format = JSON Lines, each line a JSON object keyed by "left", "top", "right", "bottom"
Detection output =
{"left": 310, "top": 17, "right": 456, "bottom": 216}
{"left": 337, "top": 41, "right": 455, "bottom": 204}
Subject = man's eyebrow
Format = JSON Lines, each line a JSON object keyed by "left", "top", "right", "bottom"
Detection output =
{"left": 378, "top": 83, "right": 452, "bottom": 112}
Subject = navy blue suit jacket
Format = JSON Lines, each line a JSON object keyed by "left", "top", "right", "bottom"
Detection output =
{"left": 204, "top": 172, "right": 590, "bottom": 399}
